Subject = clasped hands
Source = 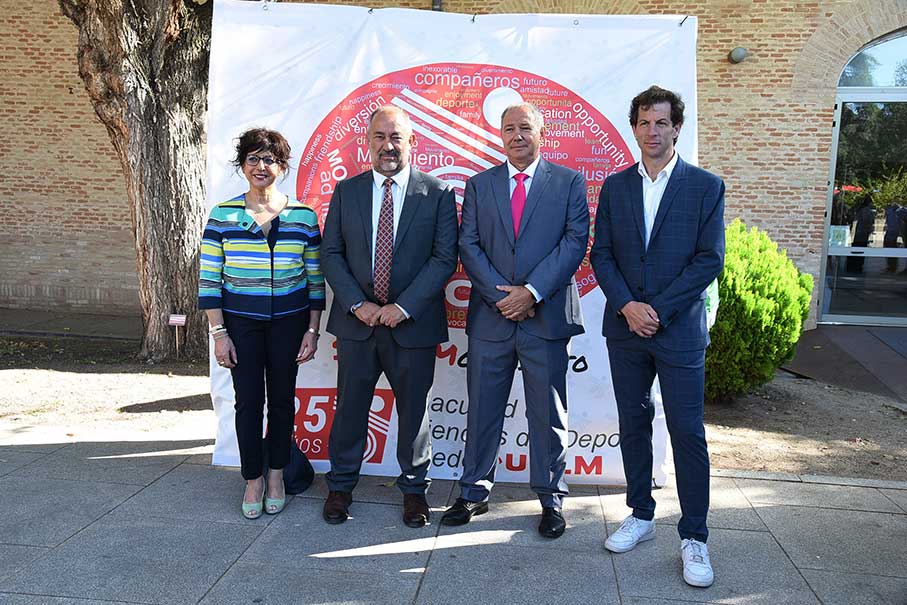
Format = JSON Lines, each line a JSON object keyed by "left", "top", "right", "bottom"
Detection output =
{"left": 496, "top": 285, "right": 536, "bottom": 322}
{"left": 354, "top": 301, "right": 407, "bottom": 329}
{"left": 621, "top": 301, "right": 660, "bottom": 338}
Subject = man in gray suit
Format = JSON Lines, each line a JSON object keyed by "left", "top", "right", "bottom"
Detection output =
{"left": 440, "top": 103, "right": 589, "bottom": 538}
{"left": 320, "top": 106, "right": 458, "bottom": 527}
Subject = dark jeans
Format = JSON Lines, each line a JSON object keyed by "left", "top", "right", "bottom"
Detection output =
{"left": 224, "top": 311, "right": 308, "bottom": 480}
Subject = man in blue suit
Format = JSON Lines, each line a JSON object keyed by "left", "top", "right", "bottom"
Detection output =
{"left": 590, "top": 86, "right": 725, "bottom": 587}
{"left": 440, "top": 103, "right": 589, "bottom": 539}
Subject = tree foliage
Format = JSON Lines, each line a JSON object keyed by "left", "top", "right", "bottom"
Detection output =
{"left": 705, "top": 220, "right": 813, "bottom": 403}
{"left": 835, "top": 101, "right": 907, "bottom": 186}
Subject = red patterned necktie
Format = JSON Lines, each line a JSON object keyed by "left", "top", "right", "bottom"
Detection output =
{"left": 511, "top": 172, "right": 528, "bottom": 237}
{"left": 373, "top": 177, "right": 394, "bottom": 304}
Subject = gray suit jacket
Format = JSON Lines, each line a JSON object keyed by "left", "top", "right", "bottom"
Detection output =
{"left": 459, "top": 158, "right": 589, "bottom": 342}
{"left": 321, "top": 168, "right": 459, "bottom": 348}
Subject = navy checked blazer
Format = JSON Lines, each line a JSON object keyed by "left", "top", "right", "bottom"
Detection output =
{"left": 590, "top": 156, "right": 725, "bottom": 351}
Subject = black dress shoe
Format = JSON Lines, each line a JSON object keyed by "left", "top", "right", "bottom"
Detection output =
{"left": 440, "top": 498, "right": 489, "bottom": 526}
{"left": 402, "top": 493, "right": 430, "bottom": 528}
{"left": 538, "top": 507, "right": 566, "bottom": 538}
{"left": 323, "top": 490, "right": 352, "bottom": 524}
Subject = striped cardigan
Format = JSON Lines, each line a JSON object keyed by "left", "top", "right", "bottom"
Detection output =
{"left": 198, "top": 195, "right": 326, "bottom": 319}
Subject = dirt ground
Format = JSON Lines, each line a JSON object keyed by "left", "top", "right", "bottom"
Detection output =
{"left": 2, "top": 335, "right": 906, "bottom": 481}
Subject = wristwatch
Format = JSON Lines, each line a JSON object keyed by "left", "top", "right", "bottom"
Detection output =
{"left": 350, "top": 301, "right": 365, "bottom": 313}
{"left": 307, "top": 327, "right": 319, "bottom": 337}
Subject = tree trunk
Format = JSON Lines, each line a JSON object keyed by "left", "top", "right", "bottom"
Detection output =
{"left": 59, "top": 0, "right": 212, "bottom": 361}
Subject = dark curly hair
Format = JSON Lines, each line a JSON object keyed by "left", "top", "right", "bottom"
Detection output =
{"left": 232, "top": 128, "right": 291, "bottom": 172}
{"left": 629, "top": 85, "right": 685, "bottom": 131}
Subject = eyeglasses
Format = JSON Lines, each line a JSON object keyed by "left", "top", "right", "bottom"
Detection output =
{"left": 245, "top": 155, "right": 279, "bottom": 166}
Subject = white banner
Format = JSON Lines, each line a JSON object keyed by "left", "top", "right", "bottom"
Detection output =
{"left": 207, "top": 1, "right": 700, "bottom": 485}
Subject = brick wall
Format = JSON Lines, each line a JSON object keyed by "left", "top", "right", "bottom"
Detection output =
{"left": 0, "top": 0, "right": 138, "bottom": 314}
{"left": 3, "top": 0, "right": 904, "bottom": 318}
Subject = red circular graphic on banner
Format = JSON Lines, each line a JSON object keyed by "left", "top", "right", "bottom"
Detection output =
{"left": 296, "top": 63, "right": 633, "bottom": 329}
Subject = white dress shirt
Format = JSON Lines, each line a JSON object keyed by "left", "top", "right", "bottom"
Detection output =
{"left": 637, "top": 151, "right": 678, "bottom": 249}
{"left": 506, "top": 156, "right": 543, "bottom": 302}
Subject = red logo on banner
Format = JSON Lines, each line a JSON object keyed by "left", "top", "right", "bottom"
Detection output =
{"left": 297, "top": 63, "right": 633, "bottom": 327}
{"left": 293, "top": 388, "right": 395, "bottom": 463}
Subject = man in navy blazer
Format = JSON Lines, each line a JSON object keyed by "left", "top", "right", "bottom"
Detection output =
{"left": 440, "top": 103, "right": 589, "bottom": 539}
{"left": 590, "top": 86, "right": 724, "bottom": 587}
{"left": 320, "top": 106, "right": 458, "bottom": 528}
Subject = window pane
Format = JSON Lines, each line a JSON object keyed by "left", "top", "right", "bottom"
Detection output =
{"left": 839, "top": 32, "right": 907, "bottom": 87}
{"left": 823, "top": 255, "right": 907, "bottom": 318}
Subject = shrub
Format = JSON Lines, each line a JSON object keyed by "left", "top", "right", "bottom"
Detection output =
{"left": 705, "top": 219, "right": 813, "bottom": 402}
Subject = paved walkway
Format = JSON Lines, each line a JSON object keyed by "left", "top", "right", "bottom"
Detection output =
{"left": 0, "top": 308, "right": 142, "bottom": 341}
{"left": 2, "top": 309, "right": 907, "bottom": 603}
{"left": 0, "top": 431, "right": 905, "bottom": 604}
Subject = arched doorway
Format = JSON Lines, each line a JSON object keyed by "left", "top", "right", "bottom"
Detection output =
{"left": 821, "top": 29, "right": 907, "bottom": 325}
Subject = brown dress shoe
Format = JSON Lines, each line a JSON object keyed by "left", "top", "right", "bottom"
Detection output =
{"left": 323, "top": 490, "right": 352, "bottom": 524}
{"left": 402, "top": 493, "right": 430, "bottom": 528}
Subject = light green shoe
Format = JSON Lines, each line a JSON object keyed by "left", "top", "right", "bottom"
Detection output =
{"left": 242, "top": 480, "right": 265, "bottom": 520}
{"left": 265, "top": 470, "right": 286, "bottom": 515}
{"left": 265, "top": 489, "right": 287, "bottom": 515}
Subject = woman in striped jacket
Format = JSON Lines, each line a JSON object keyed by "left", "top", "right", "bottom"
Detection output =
{"left": 199, "top": 128, "right": 325, "bottom": 519}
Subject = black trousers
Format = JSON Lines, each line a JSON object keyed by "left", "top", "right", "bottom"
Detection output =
{"left": 224, "top": 311, "right": 308, "bottom": 480}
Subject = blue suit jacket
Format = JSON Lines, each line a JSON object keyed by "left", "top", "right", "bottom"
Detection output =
{"left": 459, "top": 158, "right": 589, "bottom": 342}
{"left": 590, "top": 157, "right": 725, "bottom": 351}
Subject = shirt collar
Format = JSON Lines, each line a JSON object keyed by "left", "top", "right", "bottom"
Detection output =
{"left": 373, "top": 165, "right": 411, "bottom": 190}
{"left": 637, "top": 151, "right": 679, "bottom": 183}
{"left": 507, "top": 155, "right": 542, "bottom": 181}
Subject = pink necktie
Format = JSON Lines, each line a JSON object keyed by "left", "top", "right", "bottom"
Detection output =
{"left": 511, "top": 173, "right": 528, "bottom": 237}
{"left": 373, "top": 178, "right": 394, "bottom": 304}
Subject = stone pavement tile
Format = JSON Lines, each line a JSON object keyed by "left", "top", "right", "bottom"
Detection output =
{"left": 241, "top": 498, "right": 436, "bottom": 575}
{"left": 613, "top": 528, "right": 819, "bottom": 604}
{"left": 736, "top": 478, "right": 903, "bottom": 513}
{"left": 184, "top": 453, "right": 213, "bottom": 465}
{"left": 0, "top": 595, "right": 129, "bottom": 604}
{"left": 0, "top": 476, "right": 140, "bottom": 547}
{"left": 0, "top": 513, "right": 262, "bottom": 603}
{"left": 711, "top": 469, "right": 802, "bottom": 482}
{"left": 799, "top": 474, "right": 907, "bottom": 492}
{"left": 880, "top": 488, "right": 907, "bottom": 513}
{"left": 0, "top": 544, "right": 49, "bottom": 582}
{"left": 0, "top": 449, "right": 46, "bottom": 477}
{"left": 756, "top": 506, "right": 907, "bottom": 577}
{"left": 599, "top": 478, "right": 766, "bottom": 531}
{"left": 0, "top": 442, "right": 71, "bottom": 454}
{"left": 622, "top": 599, "right": 710, "bottom": 604}
{"left": 801, "top": 569, "right": 907, "bottom": 604}
{"left": 437, "top": 487, "right": 605, "bottom": 553}
{"left": 298, "top": 473, "right": 455, "bottom": 509}
{"left": 9, "top": 441, "right": 194, "bottom": 486}
{"left": 416, "top": 542, "right": 618, "bottom": 604}
{"left": 115, "top": 463, "right": 276, "bottom": 526}
{"left": 201, "top": 560, "right": 421, "bottom": 604}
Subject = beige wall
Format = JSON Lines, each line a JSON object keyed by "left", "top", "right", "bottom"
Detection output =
{"left": 3, "top": 0, "right": 905, "bottom": 316}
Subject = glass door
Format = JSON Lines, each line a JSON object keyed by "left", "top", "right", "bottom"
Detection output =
{"left": 821, "top": 96, "right": 907, "bottom": 324}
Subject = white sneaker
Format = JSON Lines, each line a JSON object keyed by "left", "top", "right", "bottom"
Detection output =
{"left": 604, "top": 515, "right": 655, "bottom": 553}
{"left": 681, "top": 538, "right": 714, "bottom": 587}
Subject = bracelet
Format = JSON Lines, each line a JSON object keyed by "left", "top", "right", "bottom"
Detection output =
{"left": 212, "top": 331, "right": 229, "bottom": 341}
{"left": 208, "top": 323, "right": 226, "bottom": 335}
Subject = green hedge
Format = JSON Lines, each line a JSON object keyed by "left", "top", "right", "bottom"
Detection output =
{"left": 705, "top": 219, "right": 813, "bottom": 402}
